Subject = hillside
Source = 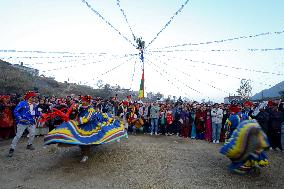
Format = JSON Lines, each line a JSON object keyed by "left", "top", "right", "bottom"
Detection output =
{"left": 0, "top": 59, "right": 169, "bottom": 101}
{"left": 0, "top": 59, "right": 129, "bottom": 98}
{"left": 252, "top": 81, "right": 284, "bottom": 100}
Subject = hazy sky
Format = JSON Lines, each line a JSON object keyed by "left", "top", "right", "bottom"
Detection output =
{"left": 0, "top": 0, "right": 283, "bottom": 102}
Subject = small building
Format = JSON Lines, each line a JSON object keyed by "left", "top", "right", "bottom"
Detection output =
{"left": 224, "top": 95, "right": 242, "bottom": 105}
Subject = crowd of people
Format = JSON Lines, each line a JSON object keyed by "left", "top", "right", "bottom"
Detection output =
{"left": 0, "top": 92, "right": 283, "bottom": 149}
{"left": 1, "top": 91, "right": 284, "bottom": 170}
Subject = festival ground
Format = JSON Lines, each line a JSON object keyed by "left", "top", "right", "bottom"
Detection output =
{"left": 0, "top": 135, "right": 283, "bottom": 189}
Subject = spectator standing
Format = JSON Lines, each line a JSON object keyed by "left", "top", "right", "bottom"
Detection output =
{"left": 211, "top": 103, "right": 223, "bottom": 143}
{"left": 150, "top": 102, "right": 160, "bottom": 135}
{"left": 268, "top": 103, "right": 284, "bottom": 151}
{"left": 0, "top": 95, "right": 15, "bottom": 139}
{"left": 8, "top": 91, "right": 40, "bottom": 157}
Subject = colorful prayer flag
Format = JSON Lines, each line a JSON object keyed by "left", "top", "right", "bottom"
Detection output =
{"left": 138, "top": 69, "right": 144, "bottom": 99}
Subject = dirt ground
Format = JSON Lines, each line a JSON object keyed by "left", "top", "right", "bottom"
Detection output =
{"left": 0, "top": 135, "right": 283, "bottom": 189}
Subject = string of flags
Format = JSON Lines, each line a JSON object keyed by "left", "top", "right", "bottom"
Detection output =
{"left": 116, "top": 0, "right": 136, "bottom": 41}
{"left": 146, "top": 57, "right": 203, "bottom": 95}
{"left": 148, "top": 47, "right": 284, "bottom": 53}
{"left": 149, "top": 55, "right": 230, "bottom": 94}
{"left": 81, "top": 0, "right": 136, "bottom": 48}
{"left": 150, "top": 30, "right": 284, "bottom": 50}
{"left": 150, "top": 53, "right": 281, "bottom": 88}
{"left": 149, "top": 53, "right": 284, "bottom": 76}
{"left": 1, "top": 0, "right": 283, "bottom": 100}
{"left": 146, "top": 0, "right": 190, "bottom": 49}
{"left": 92, "top": 56, "right": 135, "bottom": 86}
{"left": 147, "top": 59, "right": 194, "bottom": 98}
{"left": 41, "top": 54, "right": 136, "bottom": 72}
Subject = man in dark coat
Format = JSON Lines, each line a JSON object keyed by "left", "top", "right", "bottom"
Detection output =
{"left": 268, "top": 103, "right": 284, "bottom": 151}
{"left": 255, "top": 108, "right": 270, "bottom": 135}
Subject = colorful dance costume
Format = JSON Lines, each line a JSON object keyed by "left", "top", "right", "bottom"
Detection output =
{"left": 44, "top": 105, "right": 127, "bottom": 146}
{"left": 220, "top": 120, "right": 269, "bottom": 174}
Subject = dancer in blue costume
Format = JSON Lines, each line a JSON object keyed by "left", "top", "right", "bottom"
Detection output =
{"left": 220, "top": 120, "right": 269, "bottom": 175}
{"left": 224, "top": 104, "right": 241, "bottom": 140}
{"left": 225, "top": 102, "right": 251, "bottom": 140}
{"left": 43, "top": 95, "right": 127, "bottom": 162}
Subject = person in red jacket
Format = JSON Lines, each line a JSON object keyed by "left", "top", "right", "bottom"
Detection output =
{"left": 165, "top": 109, "right": 174, "bottom": 136}
{"left": 0, "top": 95, "right": 15, "bottom": 140}
{"left": 195, "top": 106, "right": 206, "bottom": 139}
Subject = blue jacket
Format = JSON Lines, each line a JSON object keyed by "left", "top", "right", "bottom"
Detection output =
{"left": 226, "top": 114, "right": 240, "bottom": 131}
{"left": 14, "top": 101, "right": 40, "bottom": 125}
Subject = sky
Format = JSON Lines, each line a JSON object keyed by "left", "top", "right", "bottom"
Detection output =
{"left": 0, "top": 0, "right": 283, "bottom": 102}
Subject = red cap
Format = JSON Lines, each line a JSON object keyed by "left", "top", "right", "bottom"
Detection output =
{"left": 268, "top": 100, "right": 278, "bottom": 107}
{"left": 243, "top": 101, "right": 253, "bottom": 107}
{"left": 24, "top": 91, "right": 36, "bottom": 100}
{"left": 123, "top": 100, "right": 129, "bottom": 106}
{"left": 81, "top": 95, "right": 92, "bottom": 102}
{"left": 0, "top": 95, "right": 10, "bottom": 100}
{"left": 229, "top": 105, "right": 241, "bottom": 113}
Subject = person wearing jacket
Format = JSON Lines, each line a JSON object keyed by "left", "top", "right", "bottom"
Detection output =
{"left": 8, "top": 91, "right": 40, "bottom": 157}
{"left": 268, "top": 103, "right": 284, "bottom": 151}
{"left": 255, "top": 106, "right": 270, "bottom": 135}
{"left": 211, "top": 103, "right": 223, "bottom": 143}
{"left": 150, "top": 102, "right": 160, "bottom": 135}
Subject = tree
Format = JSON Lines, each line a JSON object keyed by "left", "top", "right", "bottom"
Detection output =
{"left": 102, "top": 84, "right": 112, "bottom": 98}
{"left": 156, "top": 92, "right": 164, "bottom": 100}
{"left": 177, "top": 96, "right": 183, "bottom": 104}
{"left": 96, "top": 80, "right": 104, "bottom": 89}
{"left": 182, "top": 97, "right": 190, "bottom": 102}
{"left": 236, "top": 79, "right": 252, "bottom": 100}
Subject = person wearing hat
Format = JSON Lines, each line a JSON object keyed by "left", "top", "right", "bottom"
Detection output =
{"left": 8, "top": 91, "right": 40, "bottom": 157}
{"left": 242, "top": 101, "right": 254, "bottom": 120}
{"left": 220, "top": 120, "right": 269, "bottom": 175}
{"left": 76, "top": 95, "right": 94, "bottom": 162}
{"left": 225, "top": 101, "right": 253, "bottom": 141}
{"left": 43, "top": 94, "right": 127, "bottom": 163}
{"left": 224, "top": 104, "right": 241, "bottom": 140}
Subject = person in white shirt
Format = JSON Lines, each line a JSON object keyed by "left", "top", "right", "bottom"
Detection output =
{"left": 211, "top": 103, "right": 223, "bottom": 143}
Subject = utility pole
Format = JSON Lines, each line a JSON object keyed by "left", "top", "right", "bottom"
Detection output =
{"left": 136, "top": 37, "right": 145, "bottom": 99}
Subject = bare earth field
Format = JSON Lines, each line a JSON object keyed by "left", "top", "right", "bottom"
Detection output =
{"left": 0, "top": 135, "right": 283, "bottom": 189}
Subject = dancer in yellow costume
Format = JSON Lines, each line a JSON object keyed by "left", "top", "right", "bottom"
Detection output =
{"left": 220, "top": 120, "right": 269, "bottom": 174}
